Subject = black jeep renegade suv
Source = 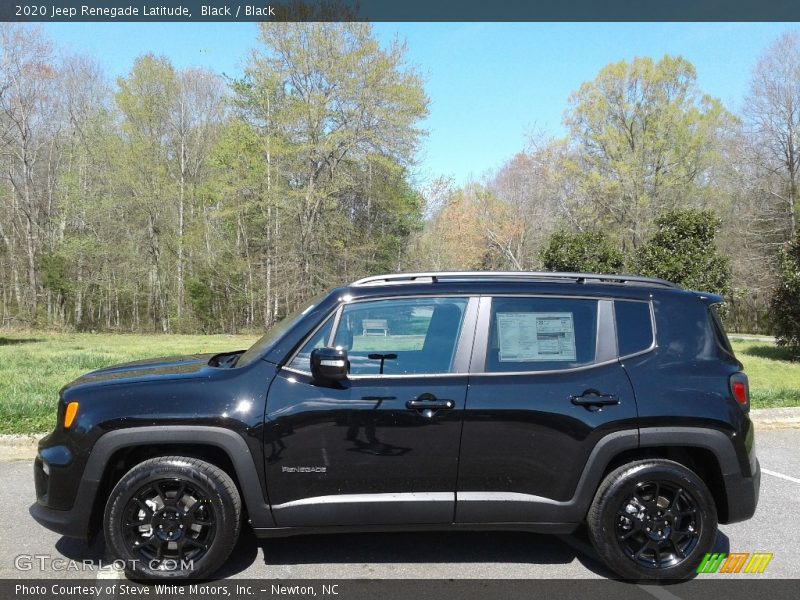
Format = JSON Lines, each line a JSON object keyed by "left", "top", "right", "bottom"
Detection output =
{"left": 31, "top": 271, "right": 760, "bottom": 580}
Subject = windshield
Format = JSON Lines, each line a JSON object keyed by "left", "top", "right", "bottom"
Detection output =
{"left": 237, "top": 293, "right": 327, "bottom": 367}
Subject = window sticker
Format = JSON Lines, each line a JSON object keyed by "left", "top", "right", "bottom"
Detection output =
{"left": 496, "top": 312, "right": 576, "bottom": 361}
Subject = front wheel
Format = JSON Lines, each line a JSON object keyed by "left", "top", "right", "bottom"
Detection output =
{"left": 104, "top": 456, "right": 241, "bottom": 580}
{"left": 587, "top": 459, "right": 718, "bottom": 580}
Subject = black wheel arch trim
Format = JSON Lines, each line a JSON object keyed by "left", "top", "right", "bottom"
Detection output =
{"left": 638, "top": 426, "right": 743, "bottom": 477}
{"left": 31, "top": 426, "right": 275, "bottom": 540}
{"left": 85, "top": 426, "right": 276, "bottom": 528}
{"left": 638, "top": 425, "right": 759, "bottom": 524}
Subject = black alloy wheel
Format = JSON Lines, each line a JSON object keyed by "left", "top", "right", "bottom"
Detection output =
{"left": 104, "top": 456, "right": 241, "bottom": 580}
{"left": 587, "top": 459, "right": 718, "bottom": 580}
{"left": 615, "top": 480, "right": 701, "bottom": 569}
{"left": 122, "top": 478, "right": 216, "bottom": 569}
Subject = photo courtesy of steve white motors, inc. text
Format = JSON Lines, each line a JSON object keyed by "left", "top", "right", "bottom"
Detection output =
{"left": 13, "top": 4, "right": 277, "bottom": 18}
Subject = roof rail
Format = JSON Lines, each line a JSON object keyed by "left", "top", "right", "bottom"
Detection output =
{"left": 349, "top": 271, "right": 678, "bottom": 288}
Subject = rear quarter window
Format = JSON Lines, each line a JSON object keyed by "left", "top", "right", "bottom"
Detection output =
{"left": 709, "top": 303, "right": 735, "bottom": 357}
{"left": 614, "top": 300, "right": 654, "bottom": 357}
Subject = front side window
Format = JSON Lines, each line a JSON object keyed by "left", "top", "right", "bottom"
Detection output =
{"left": 485, "top": 297, "right": 598, "bottom": 372}
{"left": 331, "top": 297, "right": 469, "bottom": 375}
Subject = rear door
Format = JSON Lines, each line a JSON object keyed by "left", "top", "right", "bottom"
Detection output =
{"left": 265, "top": 295, "right": 478, "bottom": 527}
{"left": 456, "top": 295, "right": 639, "bottom": 523}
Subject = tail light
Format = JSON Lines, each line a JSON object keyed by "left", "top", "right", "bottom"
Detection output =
{"left": 729, "top": 373, "right": 749, "bottom": 409}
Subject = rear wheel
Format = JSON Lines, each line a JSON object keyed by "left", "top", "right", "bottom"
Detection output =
{"left": 587, "top": 459, "right": 717, "bottom": 580}
{"left": 104, "top": 456, "right": 241, "bottom": 580}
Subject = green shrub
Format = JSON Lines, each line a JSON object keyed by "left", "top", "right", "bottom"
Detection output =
{"left": 635, "top": 209, "right": 731, "bottom": 296}
{"left": 541, "top": 230, "right": 624, "bottom": 273}
{"left": 771, "top": 235, "right": 800, "bottom": 359}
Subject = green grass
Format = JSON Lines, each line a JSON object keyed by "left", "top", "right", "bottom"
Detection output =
{"left": 0, "top": 332, "right": 258, "bottom": 434}
{"left": 731, "top": 340, "right": 800, "bottom": 409}
{"left": 0, "top": 333, "right": 797, "bottom": 435}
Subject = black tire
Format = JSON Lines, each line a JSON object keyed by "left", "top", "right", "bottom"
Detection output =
{"left": 587, "top": 459, "right": 717, "bottom": 581}
{"left": 104, "top": 456, "right": 241, "bottom": 580}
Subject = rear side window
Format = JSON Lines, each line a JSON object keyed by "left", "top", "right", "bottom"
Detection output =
{"left": 485, "top": 297, "right": 597, "bottom": 372}
{"left": 614, "top": 300, "right": 654, "bottom": 357}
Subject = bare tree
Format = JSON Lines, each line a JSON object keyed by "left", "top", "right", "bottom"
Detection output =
{"left": 169, "top": 68, "right": 225, "bottom": 323}
{"left": 744, "top": 31, "right": 800, "bottom": 242}
{"left": 0, "top": 24, "right": 59, "bottom": 322}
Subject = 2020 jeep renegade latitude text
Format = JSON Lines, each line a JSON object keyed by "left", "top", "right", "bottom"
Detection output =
{"left": 31, "top": 271, "right": 760, "bottom": 580}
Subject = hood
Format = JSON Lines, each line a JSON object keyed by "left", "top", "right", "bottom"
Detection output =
{"left": 65, "top": 354, "right": 217, "bottom": 390}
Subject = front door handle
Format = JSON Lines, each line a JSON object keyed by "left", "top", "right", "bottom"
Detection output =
{"left": 570, "top": 389, "right": 620, "bottom": 410}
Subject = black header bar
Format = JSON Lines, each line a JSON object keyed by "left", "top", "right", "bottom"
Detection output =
{"left": 2, "top": 0, "right": 800, "bottom": 22}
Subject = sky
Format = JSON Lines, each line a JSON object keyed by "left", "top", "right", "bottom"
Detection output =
{"left": 44, "top": 22, "right": 800, "bottom": 185}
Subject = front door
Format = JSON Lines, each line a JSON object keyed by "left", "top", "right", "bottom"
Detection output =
{"left": 265, "top": 295, "right": 477, "bottom": 527}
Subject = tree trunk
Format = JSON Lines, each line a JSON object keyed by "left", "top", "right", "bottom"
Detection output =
{"left": 24, "top": 212, "right": 37, "bottom": 323}
{"left": 177, "top": 111, "right": 186, "bottom": 322}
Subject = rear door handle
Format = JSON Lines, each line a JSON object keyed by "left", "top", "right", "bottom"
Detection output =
{"left": 406, "top": 393, "right": 454, "bottom": 417}
{"left": 406, "top": 399, "right": 455, "bottom": 410}
{"left": 571, "top": 389, "right": 620, "bottom": 409}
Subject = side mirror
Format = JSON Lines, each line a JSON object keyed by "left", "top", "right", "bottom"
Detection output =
{"left": 310, "top": 347, "right": 348, "bottom": 382}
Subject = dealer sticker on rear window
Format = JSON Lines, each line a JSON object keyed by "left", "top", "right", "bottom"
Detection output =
{"left": 497, "top": 312, "right": 576, "bottom": 362}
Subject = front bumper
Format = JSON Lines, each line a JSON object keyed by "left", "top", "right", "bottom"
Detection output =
{"left": 31, "top": 445, "right": 97, "bottom": 540}
{"left": 29, "top": 498, "right": 94, "bottom": 539}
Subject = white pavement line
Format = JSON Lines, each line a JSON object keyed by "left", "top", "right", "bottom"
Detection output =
{"left": 638, "top": 584, "right": 685, "bottom": 600}
{"left": 762, "top": 468, "right": 800, "bottom": 485}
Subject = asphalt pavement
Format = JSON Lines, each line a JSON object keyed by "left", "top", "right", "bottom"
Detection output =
{"left": 1, "top": 429, "right": 798, "bottom": 581}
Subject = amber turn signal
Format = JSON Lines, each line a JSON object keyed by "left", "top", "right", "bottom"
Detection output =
{"left": 64, "top": 401, "right": 79, "bottom": 429}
